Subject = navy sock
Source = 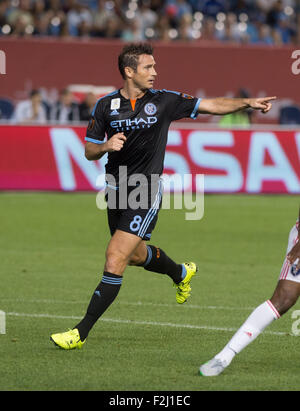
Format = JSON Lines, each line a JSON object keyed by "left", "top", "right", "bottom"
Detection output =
{"left": 143, "top": 245, "right": 186, "bottom": 284}
{"left": 75, "top": 272, "right": 122, "bottom": 340}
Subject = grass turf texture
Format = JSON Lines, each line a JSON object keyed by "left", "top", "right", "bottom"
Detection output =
{"left": 0, "top": 192, "right": 299, "bottom": 391}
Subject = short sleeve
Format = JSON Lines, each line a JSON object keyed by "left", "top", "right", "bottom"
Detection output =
{"left": 85, "top": 99, "right": 106, "bottom": 144}
{"left": 163, "top": 90, "right": 201, "bottom": 121}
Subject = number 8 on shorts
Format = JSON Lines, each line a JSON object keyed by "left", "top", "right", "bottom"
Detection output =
{"left": 130, "top": 215, "right": 143, "bottom": 232}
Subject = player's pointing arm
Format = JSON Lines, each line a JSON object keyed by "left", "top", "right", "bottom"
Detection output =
{"left": 198, "top": 96, "right": 276, "bottom": 115}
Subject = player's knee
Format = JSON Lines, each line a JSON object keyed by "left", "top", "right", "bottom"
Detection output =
{"left": 128, "top": 253, "right": 144, "bottom": 266}
{"left": 105, "top": 249, "right": 128, "bottom": 273}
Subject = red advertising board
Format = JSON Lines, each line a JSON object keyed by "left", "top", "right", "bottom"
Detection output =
{"left": 0, "top": 125, "right": 299, "bottom": 193}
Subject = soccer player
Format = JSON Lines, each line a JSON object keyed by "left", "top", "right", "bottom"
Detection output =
{"left": 50, "top": 43, "right": 275, "bottom": 350}
{"left": 200, "top": 207, "right": 300, "bottom": 376}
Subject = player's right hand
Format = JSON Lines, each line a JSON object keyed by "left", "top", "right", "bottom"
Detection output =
{"left": 106, "top": 133, "right": 127, "bottom": 152}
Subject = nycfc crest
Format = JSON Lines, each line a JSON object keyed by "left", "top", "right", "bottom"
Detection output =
{"left": 144, "top": 103, "right": 157, "bottom": 115}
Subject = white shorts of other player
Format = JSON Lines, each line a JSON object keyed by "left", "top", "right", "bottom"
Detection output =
{"left": 279, "top": 221, "right": 299, "bottom": 283}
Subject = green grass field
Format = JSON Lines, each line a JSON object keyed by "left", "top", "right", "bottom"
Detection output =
{"left": 0, "top": 192, "right": 299, "bottom": 391}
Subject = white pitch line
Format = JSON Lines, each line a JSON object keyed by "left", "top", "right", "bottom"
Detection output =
{"left": 6, "top": 311, "right": 288, "bottom": 336}
{"left": 120, "top": 301, "right": 256, "bottom": 311}
{"left": 0, "top": 298, "right": 255, "bottom": 311}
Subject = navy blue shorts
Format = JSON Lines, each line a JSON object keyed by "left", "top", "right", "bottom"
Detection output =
{"left": 106, "top": 178, "right": 163, "bottom": 241}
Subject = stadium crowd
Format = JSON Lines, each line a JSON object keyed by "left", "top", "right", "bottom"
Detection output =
{"left": 3, "top": 86, "right": 299, "bottom": 126}
{"left": 0, "top": 0, "right": 299, "bottom": 45}
{"left": 6, "top": 88, "right": 97, "bottom": 123}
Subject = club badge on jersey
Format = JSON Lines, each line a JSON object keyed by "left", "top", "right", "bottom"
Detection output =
{"left": 291, "top": 260, "right": 300, "bottom": 276}
{"left": 144, "top": 103, "right": 157, "bottom": 115}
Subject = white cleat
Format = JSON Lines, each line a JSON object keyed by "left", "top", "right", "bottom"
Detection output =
{"left": 199, "top": 358, "right": 228, "bottom": 376}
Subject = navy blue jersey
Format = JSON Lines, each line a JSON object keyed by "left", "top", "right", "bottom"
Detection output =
{"left": 85, "top": 88, "right": 201, "bottom": 183}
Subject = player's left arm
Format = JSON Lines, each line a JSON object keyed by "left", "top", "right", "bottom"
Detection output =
{"left": 287, "top": 207, "right": 300, "bottom": 270}
{"left": 198, "top": 96, "right": 276, "bottom": 115}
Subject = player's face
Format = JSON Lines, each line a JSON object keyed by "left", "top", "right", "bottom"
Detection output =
{"left": 133, "top": 54, "right": 157, "bottom": 90}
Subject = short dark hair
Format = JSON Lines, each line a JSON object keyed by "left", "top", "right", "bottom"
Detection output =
{"left": 60, "top": 88, "right": 71, "bottom": 96}
{"left": 118, "top": 43, "right": 153, "bottom": 80}
{"left": 30, "top": 89, "right": 40, "bottom": 98}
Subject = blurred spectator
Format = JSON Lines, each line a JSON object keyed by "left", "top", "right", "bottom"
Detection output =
{"left": 165, "top": 0, "right": 193, "bottom": 22}
{"left": 0, "top": 0, "right": 10, "bottom": 28}
{"left": 296, "top": 12, "right": 300, "bottom": 44}
{"left": 154, "top": 14, "right": 172, "bottom": 41}
{"left": 201, "top": 0, "right": 226, "bottom": 17}
{"left": 256, "top": 0, "right": 278, "bottom": 14}
{"left": 103, "top": 15, "right": 122, "bottom": 38}
{"left": 66, "top": 1, "right": 93, "bottom": 36}
{"left": 6, "top": 0, "right": 34, "bottom": 34}
{"left": 178, "top": 13, "right": 194, "bottom": 40}
{"left": 12, "top": 90, "right": 47, "bottom": 124}
{"left": 265, "top": 0, "right": 284, "bottom": 27}
{"left": 122, "top": 18, "right": 143, "bottom": 41}
{"left": 215, "top": 12, "right": 240, "bottom": 41}
{"left": 201, "top": 16, "right": 217, "bottom": 40}
{"left": 50, "top": 89, "right": 80, "bottom": 123}
{"left": 256, "top": 23, "right": 274, "bottom": 44}
{"left": 91, "top": 0, "right": 112, "bottom": 37}
{"left": 218, "top": 88, "right": 253, "bottom": 127}
{"left": 275, "top": 13, "right": 296, "bottom": 43}
{"left": 79, "top": 92, "right": 98, "bottom": 121}
{"left": 135, "top": 0, "right": 158, "bottom": 40}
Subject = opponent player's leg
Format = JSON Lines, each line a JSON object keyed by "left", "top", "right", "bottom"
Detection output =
{"left": 270, "top": 279, "right": 300, "bottom": 315}
{"left": 200, "top": 224, "right": 300, "bottom": 376}
{"left": 50, "top": 230, "right": 142, "bottom": 349}
{"left": 199, "top": 279, "right": 300, "bottom": 377}
{"left": 129, "top": 242, "right": 198, "bottom": 304}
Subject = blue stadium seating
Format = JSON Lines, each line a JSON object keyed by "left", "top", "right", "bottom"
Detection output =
{"left": 279, "top": 105, "right": 300, "bottom": 125}
{"left": 0, "top": 98, "right": 14, "bottom": 120}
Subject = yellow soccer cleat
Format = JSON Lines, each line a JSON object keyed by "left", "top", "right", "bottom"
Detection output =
{"left": 50, "top": 328, "right": 85, "bottom": 350}
{"left": 174, "top": 262, "right": 198, "bottom": 304}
